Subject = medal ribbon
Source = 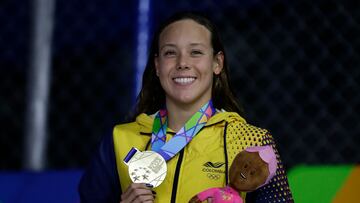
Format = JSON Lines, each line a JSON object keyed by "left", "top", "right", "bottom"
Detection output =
{"left": 151, "top": 100, "right": 215, "bottom": 161}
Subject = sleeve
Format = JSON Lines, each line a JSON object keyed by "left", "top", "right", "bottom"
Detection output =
{"left": 246, "top": 133, "right": 294, "bottom": 203}
{"left": 197, "top": 187, "right": 218, "bottom": 201}
{"left": 78, "top": 132, "right": 121, "bottom": 203}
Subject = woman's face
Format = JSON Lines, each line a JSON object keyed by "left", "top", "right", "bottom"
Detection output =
{"left": 155, "top": 19, "right": 223, "bottom": 108}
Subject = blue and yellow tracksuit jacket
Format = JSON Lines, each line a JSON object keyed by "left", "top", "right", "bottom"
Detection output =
{"left": 79, "top": 111, "right": 293, "bottom": 202}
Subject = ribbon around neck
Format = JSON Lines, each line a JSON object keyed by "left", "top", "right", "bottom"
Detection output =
{"left": 151, "top": 100, "right": 216, "bottom": 161}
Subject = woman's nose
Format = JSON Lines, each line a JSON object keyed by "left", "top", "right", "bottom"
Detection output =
{"left": 177, "top": 65, "right": 189, "bottom": 70}
{"left": 176, "top": 53, "right": 189, "bottom": 70}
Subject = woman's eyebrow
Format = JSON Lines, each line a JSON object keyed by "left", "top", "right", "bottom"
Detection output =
{"left": 189, "top": 43, "right": 207, "bottom": 48}
{"left": 159, "top": 44, "right": 176, "bottom": 51}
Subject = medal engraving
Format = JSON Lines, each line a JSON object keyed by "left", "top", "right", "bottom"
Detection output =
{"left": 148, "top": 156, "right": 164, "bottom": 173}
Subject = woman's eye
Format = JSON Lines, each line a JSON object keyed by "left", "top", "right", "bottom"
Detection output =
{"left": 191, "top": 50, "right": 203, "bottom": 56}
{"left": 164, "top": 50, "right": 176, "bottom": 56}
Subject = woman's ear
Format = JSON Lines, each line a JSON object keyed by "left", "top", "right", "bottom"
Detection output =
{"left": 213, "top": 51, "right": 224, "bottom": 75}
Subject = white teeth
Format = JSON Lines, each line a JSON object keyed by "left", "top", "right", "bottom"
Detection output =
{"left": 173, "top": 77, "right": 195, "bottom": 84}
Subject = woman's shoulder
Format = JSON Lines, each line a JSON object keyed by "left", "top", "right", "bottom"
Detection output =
{"left": 113, "top": 113, "right": 154, "bottom": 134}
{"left": 207, "top": 110, "right": 245, "bottom": 125}
{"left": 213, "top": 111, "right": 268, "bottom": 132}
{"left": 217, "top": 111, "right": 271, "bottom": 141}
{"left": 228, "top": 118, "right": 269, "bottom": 136}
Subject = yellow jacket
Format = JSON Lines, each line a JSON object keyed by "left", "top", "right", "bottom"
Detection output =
{"left": 113, "top": 111, "right": 293, "bottom": 202}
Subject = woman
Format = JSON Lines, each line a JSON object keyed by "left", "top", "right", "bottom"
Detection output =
{"left": 79, "top": 12, "right": 293, "bottom": 203}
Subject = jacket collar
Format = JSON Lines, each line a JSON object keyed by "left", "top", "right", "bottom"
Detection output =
{"left": 136, "top": 111, "right": 246, "bottom": 135}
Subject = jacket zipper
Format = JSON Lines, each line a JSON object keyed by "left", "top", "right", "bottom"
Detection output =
{"left": 223, "top": 121, "right": 229, "bottom": 185}
{"left": 170, "top": 148, "right": 184, "bottom": 203}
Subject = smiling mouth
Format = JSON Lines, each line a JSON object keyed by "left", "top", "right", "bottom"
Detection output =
{"left": 173, "top": 77, "right": 196, "bottom": 85}
{"left": 240, "top": 172, "right": 247, "bottom": 179}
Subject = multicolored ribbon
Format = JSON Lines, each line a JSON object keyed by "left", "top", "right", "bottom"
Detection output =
{"left": 151, "top": 100, "right": 215, "bottom": 161}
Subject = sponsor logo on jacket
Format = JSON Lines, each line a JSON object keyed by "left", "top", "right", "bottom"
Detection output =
{"left": 202, "top": 162, "right": 225, "bottom": 180}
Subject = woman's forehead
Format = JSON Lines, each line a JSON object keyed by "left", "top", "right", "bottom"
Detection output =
{"left": 158, "top": 19, "right": 211, "bottom": 46}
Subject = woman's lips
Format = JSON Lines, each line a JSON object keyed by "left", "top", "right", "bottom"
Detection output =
{"left": 173, "top": 77, "right": 196, "bottom": 85}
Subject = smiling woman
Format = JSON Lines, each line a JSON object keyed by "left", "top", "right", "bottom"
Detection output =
{"left": 79, "top": 12, "right": 294, "bottom": 203}
{"left": 154, "top": 19, "right": 223, "bottom": 131}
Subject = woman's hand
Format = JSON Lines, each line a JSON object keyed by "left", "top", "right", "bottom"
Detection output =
{"left": 189, "top": 195, "right": 202, "bottom": 203}
{"left": 120, "top": 183, "right": 156, "bottom": 203}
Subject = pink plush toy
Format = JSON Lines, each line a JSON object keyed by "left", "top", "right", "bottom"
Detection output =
{"left": 189, "top": 146, "right": 277, "bottom": 203}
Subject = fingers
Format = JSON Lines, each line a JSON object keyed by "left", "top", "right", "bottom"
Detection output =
{"left": 120, "top": 183, "right": 155, "bottom": 203}
{"left": 189, "top": 195, "right": 201, "bottom": 203}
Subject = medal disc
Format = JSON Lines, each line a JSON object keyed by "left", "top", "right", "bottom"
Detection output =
{"left": 125, "top": 149, "right": 167, "bottom": 188}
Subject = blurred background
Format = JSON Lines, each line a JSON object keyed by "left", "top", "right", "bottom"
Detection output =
{"left": 0, "top": 0, "right": 359, "bottom": 202}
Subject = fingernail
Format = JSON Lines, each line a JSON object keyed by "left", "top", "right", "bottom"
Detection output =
{"left": 145, "top": 183, "right": 153, "bottom": 188}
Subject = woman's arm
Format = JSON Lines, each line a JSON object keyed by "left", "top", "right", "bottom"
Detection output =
{"left": 78, "top": 133, "right": 121, "bottom": 203}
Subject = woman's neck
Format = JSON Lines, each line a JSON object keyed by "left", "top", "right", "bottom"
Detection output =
{"left": 167, "top": 109, "right": 193, "bottom": 132}
{"left": 166, "top": 99, "right": 208, "bottom": 132}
